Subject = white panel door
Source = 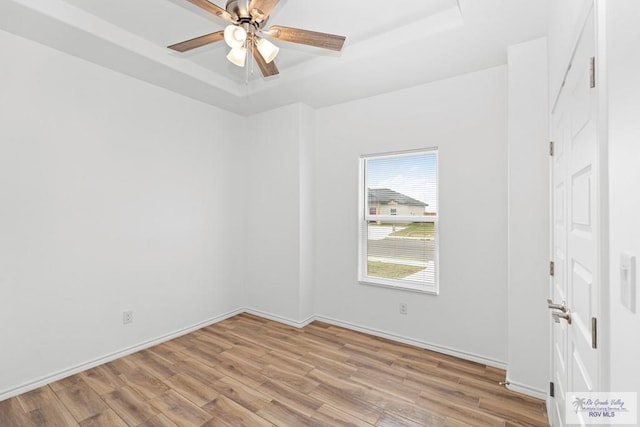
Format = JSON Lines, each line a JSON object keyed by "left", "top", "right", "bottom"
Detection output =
{"left": 550, "top": 6, "right": 600, "bottom": 427}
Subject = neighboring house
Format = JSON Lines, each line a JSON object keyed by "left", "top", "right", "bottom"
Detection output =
{"left": 368, "top": 188, "right": 427, "bottom": 216}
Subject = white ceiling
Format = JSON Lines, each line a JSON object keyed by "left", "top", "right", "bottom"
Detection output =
{"left": 0, "top": 0, "right": 550, "bottom": 115}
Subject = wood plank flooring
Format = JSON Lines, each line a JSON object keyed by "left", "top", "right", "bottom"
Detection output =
{"left": 0, "top": 313, "right": 549, "bottom": 426}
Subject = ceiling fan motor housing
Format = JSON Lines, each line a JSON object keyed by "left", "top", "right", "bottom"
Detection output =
{"left": 226, "top": 0, "right": 266, "bottom": 26}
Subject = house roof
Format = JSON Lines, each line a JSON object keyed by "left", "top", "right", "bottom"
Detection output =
{"left": 368, "top": 188, "right": 427, "bottom": 207}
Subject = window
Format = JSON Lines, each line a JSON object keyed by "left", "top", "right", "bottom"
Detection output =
{"left": 358, "top": 149, "right": 438, "bottom": 293}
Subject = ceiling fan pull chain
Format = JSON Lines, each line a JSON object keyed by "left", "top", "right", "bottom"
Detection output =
{"left": 245, "top": 39, "right": 250, "bottom": 86}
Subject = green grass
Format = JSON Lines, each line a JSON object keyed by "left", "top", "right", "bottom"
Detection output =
{"left": 389, "top": 222, "right": 435, "bottom": 238}
{"left": 367, "top": 261, "right": 424, "bottom": 279}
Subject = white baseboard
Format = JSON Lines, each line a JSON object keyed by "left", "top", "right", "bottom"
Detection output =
{"left": 239, "top": 308, "right": 507, "bottom": 370}
{"left": 313, "top": 315, "right": 507, "bottom": 370}
{"left": 0, "top": 308, "right": 244, "bottom": 401}
{"left": 3, "top": 307, "right": 547, "bottom": 403}
{"left": 243, "top": 307, "right": 314, "bottom": 328}
{"left": 240, "top": 308, "right": 507, "bottom": 370}
{"left": 505, "top": 379, "right": 548, "bottom": 400}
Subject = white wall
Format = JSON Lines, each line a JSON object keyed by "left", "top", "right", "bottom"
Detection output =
{"left": 314, "top": 66, "right": 509, "bottom": 366}
{"left": 0, "top": 19, "right": 559, "bottom": 400}
{"left": 299, "top": 105, "right": 316, "bottom": 321}
{"left": 548, "top": 0, "right": 593, "bottom": 107}
{"left": 0, "top": 29, "right": 244, "bottom": 398}
{"left": 243, "top": 103, "right": 315, "bottom": 323}
{"left": 606, "top": 0, "right": 640, "bottom": 396}
{"left": 506, "top": 38, "right": 550, "bottom": 397}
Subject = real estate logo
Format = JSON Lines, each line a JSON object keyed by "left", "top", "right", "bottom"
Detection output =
{"left": 566, "top": 392, "right": 637, "bottom": 425}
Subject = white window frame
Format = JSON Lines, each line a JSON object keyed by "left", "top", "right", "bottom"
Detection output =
{"left": 358, "top": 148, "right": 439, "bottom": 294}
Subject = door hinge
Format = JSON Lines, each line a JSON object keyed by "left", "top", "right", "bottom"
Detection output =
{"left": 549, "top": 141, "right": 554, "bottom": 156}
{"left": 590, "top": 57, "right": 596, "bottom": 88}
{"left": 550, "top": 381, "right": 555, "bottom": 397}
{"left": 592, "top": 317, "right": 598, "bottom": 349}
{"left": 550, "top": 261, "right": 555, "bottom": 276}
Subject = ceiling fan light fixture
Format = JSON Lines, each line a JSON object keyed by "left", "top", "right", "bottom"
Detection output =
{"left": 223, "top": 24, "right": 247, "bottom": 48}
{"left": 256, "top": 38, "right": 279, "bottom": 64}
{"left": 256, "top": 39, "right": 280, "bottom": 64}
{"left": 226, "top": 46, "right": 247, "bottom": 67}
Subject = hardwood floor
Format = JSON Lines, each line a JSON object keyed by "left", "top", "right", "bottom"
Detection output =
{"left": 0, "top": 313, "right": 549, "bottom": 426}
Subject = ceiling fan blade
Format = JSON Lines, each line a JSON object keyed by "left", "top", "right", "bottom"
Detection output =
{"left": 184, "top": 0, "right": 233, "bottom": 22}
{"left": 249, "top": 0, "right": 279, "bottom": 20}
{"left": 268, "top": 25, "right": 346, "bottom": 51}
{"left": 168, "top": 30, "right": 225, "bottom": 52}
{"left": 250, "top": 43, "right": 279, "bottom": 77}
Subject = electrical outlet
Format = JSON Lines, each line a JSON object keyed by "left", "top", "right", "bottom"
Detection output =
{"left": 123, "top": 310, "right": 133, "bottom": 325}
{"left": 400, "top": 303, "right": 408, "bottom": 315}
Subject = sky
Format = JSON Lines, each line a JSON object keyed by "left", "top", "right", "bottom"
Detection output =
{"left": 366, "top": 151, "right": 438, "bottom": 211}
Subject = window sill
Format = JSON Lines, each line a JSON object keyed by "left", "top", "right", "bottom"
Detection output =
{"left": 358, "top": 279, "right": 439, "bottom": 295}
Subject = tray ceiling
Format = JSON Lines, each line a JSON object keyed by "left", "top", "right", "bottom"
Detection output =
{"left": 0, "top": 0, "right": 550, "bottom": 115}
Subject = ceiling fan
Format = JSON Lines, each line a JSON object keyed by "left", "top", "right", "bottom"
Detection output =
{"left": 168, "top": 0, "right": 346, "bottom": 77}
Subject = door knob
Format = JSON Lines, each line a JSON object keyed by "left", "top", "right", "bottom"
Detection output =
{"left": 552, "top": 311, "right": 572, "bottom": 324}
{"left": 547, "top": 298, "right": 567, "bottom": 313}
